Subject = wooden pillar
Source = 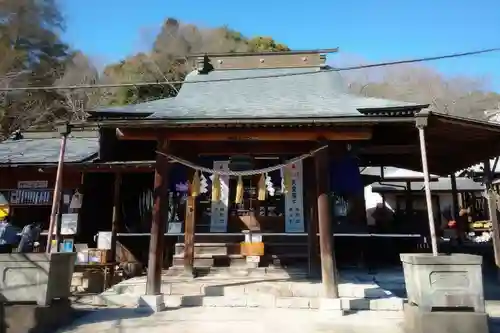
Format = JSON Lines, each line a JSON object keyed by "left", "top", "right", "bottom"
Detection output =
{"left": 483, "top": 159, "right": 500, "bottom": 269}
{"left": 46, "top": 124, "right": 71, "bottom": 253}
{"left": 315, "top": 143, "right": 339, "bottom": 298}
{"left": 107, "top": 172, "right": 122, "bottom": 288}
{"left": 450, "top": 173, "right": 459, "bottom": 219}
{"left": 146, "top": 139, "right": 170, "bottom": 295}
{"left": 306, "top": 159, "right": 319, "bottom": 277}
{"left": 184, "top": 196, "right": 196, "bottom": 276}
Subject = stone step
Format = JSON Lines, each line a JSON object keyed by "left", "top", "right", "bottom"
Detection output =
{"left": 92, "top": 292, "right": 403, "bottom": 312}
{"left": 109, "top": 280, "right": 394, "bottom": 299}
{"left": 174, "top": 242, "right": 310, "bottom": 256}
{"left": 172, "top": 254, "right": 247, "bottom": 268}
{"left": 174, "top": 243, "right": 236, "bottom": 256}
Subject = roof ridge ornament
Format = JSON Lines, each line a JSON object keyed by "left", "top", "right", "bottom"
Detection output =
{"left": 197, "top": 54, "right": 214, "bottom": 75}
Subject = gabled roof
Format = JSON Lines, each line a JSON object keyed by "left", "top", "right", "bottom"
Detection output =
{"left": 0, "top": 131, "right": 99, "bottom": 165}
{"left": 92, "top": 67, "right": 425, "bottom": 121}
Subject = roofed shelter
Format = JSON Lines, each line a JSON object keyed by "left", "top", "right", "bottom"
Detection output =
{"left": 84, "top": 48, "right": 500, "bottom": 302}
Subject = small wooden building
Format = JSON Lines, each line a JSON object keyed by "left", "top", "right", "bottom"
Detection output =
{"left": 0, "top": 130, "right": 97, "bottom": 241}
{"left": 82, "top": 49, "right": 500, "bottom": 297}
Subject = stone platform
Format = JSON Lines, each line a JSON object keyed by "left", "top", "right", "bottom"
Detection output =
{"left": 93, "top": 268, "right": 405, "bottom": 312}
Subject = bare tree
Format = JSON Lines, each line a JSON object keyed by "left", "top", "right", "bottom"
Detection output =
{"left": 335, "top": 55, "right": 500, "bottom": 119}
{"left": 55, "top": 52, "right": 100, "bottom": 121}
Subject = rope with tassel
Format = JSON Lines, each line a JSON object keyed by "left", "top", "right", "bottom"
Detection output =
{"left": 156, "top": 145, "right": 327, "bottom": 177}
{"left": 172, "top": 146, "right": 326, "bottom": 202}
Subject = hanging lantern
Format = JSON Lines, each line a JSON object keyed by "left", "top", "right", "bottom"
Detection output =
{"left": 191, "top": 170, "right": 200, "bottom": 197}
{"left": 258, "top": 173, "right": 266, "bottom": 201}
{"left": 235, "top": 175, "right": 244, "bottom": 204}
{"left": 212, "top": 173, "right": 221, "bottom": 202}
{"left": 282, "top": 166, "right": 292, "bottom": 194}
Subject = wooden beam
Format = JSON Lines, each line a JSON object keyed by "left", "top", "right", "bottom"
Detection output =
{"left": 146, "top": 139, "right": 170, "bottom": 295}
{"left": 107, "top": 172, "right": 122, "bottom": 288}
{"left": 116, "top": 127, "right": 373, "bottom": 141}
{"left": 315, "top": 142, "right": 339, "bottom": 298}
{"left": 194, "top": 141, "right": 316, "bottom": 156}
{"left": 184, "top": 196, "right": 196, "bottom": 276}
{"left": 358, "top": 145, "right": 418, "bottom": 155}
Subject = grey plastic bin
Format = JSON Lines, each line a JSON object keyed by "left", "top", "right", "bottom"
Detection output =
{"left": 400, "top": 253, "right": 485, "bottom": 313}
{"left": 0, "top": 252, "right": 76, "bottom": 305}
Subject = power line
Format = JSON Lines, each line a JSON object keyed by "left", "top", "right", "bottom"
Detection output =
{"left": 0, "top": 47, "right": 498, "bottom": 92}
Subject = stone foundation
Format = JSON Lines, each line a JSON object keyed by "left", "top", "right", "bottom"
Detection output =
{"left": 97, "top": 269, "right": 405, "bottom": 312}
{"left": 404, "top": 303, "right": 489, "bottom": 333}
{"left": 0, "top": 300, "right": 75, "bottom": 333}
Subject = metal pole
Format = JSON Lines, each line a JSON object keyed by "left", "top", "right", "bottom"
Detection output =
{"left": 483, "top": 159, "right": 500, "bottom": 268}
{"left": 46, "top": 124, "right": 71, "bottom": 253}
{"left": 417, "top": 126, "right": 438, "bottom": 256}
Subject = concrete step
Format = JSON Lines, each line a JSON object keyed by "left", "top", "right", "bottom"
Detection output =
{"left": 172, "top": 254, "right": 247, "bottom": 268}
{"left": 173, "top": 242, "right": 310, "bottom": 256}
{"left": 165, "top": 295, "right": 403, "bottom": 311}
{"left": 174, "top": 243, "right": 238, "bottom": 256}
{"left": 109, "top": 280, "right": 395, "bottom": 299}
{"left": 96, "top": 293, "right": 403, "bottom": 312}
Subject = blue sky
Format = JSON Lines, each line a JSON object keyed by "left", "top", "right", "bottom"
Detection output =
{"left": 62, "top": 0, "right": 500, "bottom": 91}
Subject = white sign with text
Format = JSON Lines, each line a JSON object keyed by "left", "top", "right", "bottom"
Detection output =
{"left": 283, "top": 160, "right": 305, "bottom": 233}
{"left": 210, "top": 161, "right": 230, "bottom": 232}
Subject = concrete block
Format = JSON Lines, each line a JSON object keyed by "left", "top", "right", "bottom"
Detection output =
{"left": 246, "top": 294, "right": 276, "bottom": 308}
{"left": 318, "top": 298, "right": 343, "bottom": 310}
{"left": 370, "top": 297, "right": 404, "bottom": 311}
{"left": 171, "top": 282, "right": 204, "bottom": 295}
{"left": 318, "top": 298, "right": 344, "bottom": 317}
{"left": 180, "top": 295, "right": 203, "bottom": 307}
{"left": 401, "top": 253, "right": 485, "bottom": 313}
{"left": 404, "top": 304, "right": 489, "bottom": 333}
{"left": 275, "top": 297, "right": 311, "bottom": 309}
{"left": 245, "top": 283, "right": 286, "bottom": 296}
{"left": 204, "top": 284, "right": 244, "bottom": 297}
{"left": 163, "top": 295, "right": 182, "bottom": 308}
{"left": 202, "top": 296, "right": 247, "bottom": 307}
{"left": 309, "top": 298, "right": 320, "bottom": 309}
{"left": 342, "top": 298, "right": 370, "bottom": 311}
{"left": 289, "top": 283, "right": 320, "bottom": 297}
{"left": 2, "top": 300, "right": 74, "bottom": 333}
{"left": 137, "top": 294, "right": 166, "bottom": 312}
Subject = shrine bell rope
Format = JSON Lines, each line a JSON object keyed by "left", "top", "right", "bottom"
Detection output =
{"left": 155, "top": 145, "right": 327, "bottom": 176}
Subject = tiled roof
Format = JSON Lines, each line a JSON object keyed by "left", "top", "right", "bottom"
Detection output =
{"left": 93, "top": 67, "right": 423, "bottom": 120}
{"left": 0, "top": 132, "right": 99, "bottom": 165}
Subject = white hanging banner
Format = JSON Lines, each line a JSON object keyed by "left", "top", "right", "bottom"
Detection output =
{"left": 210, "top": 161, "right": 230, "bottom": 232}
{"left": 284, "top": 160, "right": 305, "bottom": 233}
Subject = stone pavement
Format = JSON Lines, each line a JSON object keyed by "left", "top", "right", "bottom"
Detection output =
{"left": 58, "top": 267, "right": 500, "bottom": 333}
{"left": 58, "top": 307, "right": 406, "bottom": 333}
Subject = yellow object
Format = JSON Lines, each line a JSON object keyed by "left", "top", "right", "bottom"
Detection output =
{"left": 191, "top": 170, "right": 200, "bottom": 197}
{"left": 282, "top": 167, "right": 292, "bottom": 194}
{"left": 212, "top": 173, "right": 221, "bottom": 202}
{"left": 240, "top": 242, "right": 265, "bottom": 256}
{"left": 0, "top": 205, "right": 9, "bottom": 219}
{"left": 235, "top": 176, "right": 243, "bottom": 204}
{"left": 258, "top": 174, "right": 266, "bottom": 201}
